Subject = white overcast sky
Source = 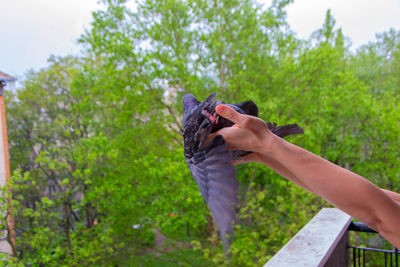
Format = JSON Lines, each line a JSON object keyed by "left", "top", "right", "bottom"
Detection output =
{"left": 1, "top": 0, "right": 400, "bottom": 79}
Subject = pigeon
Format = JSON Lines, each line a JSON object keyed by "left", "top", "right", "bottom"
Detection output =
{"left": 182, "top": 92, "right": 303, "bottom": 250}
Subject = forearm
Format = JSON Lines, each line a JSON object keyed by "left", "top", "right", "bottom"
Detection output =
{"left": 263, "top": 160, "right": 400, "bottom": 207}
{"left": 261, "top": 135, "right": 400, "bottom": 247}
{"left": 254, "top": 154, "right": 315, "bottom": 193}
{"left": 381, "top": 189, "right": 400, "bottom": 204}
{"left": 258, "top": 151, "right": 400, "bottom": 220}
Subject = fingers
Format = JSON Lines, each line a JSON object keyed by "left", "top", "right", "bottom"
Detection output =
{"left": 206, "top": 123, "right": 239, "bottom": 143}
{"left": 205, "top": 128, "right": 239, "bottom": 148}
{"left": 232, "top": 153, "right": 259, "bottom": 165}
{"left": 205, "top": 124, "right": 236, "bottom": 141}
{"left": 206, "top": 132, "right": 218, "bottom": 143}
{"left": 216, "top": 105, "right": 248, "bottom": 126}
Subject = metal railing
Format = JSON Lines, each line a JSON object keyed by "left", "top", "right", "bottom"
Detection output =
{"left": 348, "top": 222, "right": 399, "bottom": 267}
{"left": 264, "top": 208, "right": 399, "bottom": 267}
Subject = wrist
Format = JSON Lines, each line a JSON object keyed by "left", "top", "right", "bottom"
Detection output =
{"left": 258, "top": 131, "right": 282, "bottom": 157}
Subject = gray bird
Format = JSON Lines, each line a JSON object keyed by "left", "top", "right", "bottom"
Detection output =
{"left": 182, "top": 92, "right": 303, "bottom": 250}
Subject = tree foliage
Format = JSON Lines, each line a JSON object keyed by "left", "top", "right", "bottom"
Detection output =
{"left": 1, "top": 1, "right": 399, "bottom": 265}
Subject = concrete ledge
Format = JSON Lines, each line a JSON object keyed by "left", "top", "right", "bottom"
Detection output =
{"left": 264, "top": 208, "right": 352, "bottom": 267}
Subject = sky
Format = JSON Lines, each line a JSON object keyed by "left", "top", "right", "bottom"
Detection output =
{"left": 1, "top": 0, "right": 400, "bottom": 80}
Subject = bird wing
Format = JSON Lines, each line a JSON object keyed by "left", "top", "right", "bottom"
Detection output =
{"left": 266, "top": 122, "right": 304, "bottom": 138}
{"left": 186, "top": 136, "right": 238, "bottom": 249}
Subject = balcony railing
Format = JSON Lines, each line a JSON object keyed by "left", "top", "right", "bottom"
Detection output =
{"left": 348, "top": 222, "right": 399, "bottom": 267}
{"left": 264, "top": 208, "right": 399, "bottom": 267}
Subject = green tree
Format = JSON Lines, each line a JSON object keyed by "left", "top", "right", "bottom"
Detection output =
{"left": 3, "top": 1, "right": 399, "bottom": 266}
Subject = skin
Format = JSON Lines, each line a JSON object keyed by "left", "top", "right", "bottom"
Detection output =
{"left": 208, "top": 104, "right": 400, "bottom": 248}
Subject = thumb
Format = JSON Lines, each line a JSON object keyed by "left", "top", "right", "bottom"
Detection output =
{"left": 216, "top": 105, "right": 247, "bottom": 126}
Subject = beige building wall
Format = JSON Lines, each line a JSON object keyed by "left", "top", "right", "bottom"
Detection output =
{"left": 0, "top": 103, "right": 12, "bottom": 255}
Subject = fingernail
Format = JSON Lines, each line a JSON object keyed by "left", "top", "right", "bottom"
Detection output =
{"left": 217, "top": 105, "right": 226, "bottom": 115}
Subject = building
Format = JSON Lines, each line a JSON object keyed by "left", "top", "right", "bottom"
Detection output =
{"left": 0, "top": 71, "right": 16, "bottom": 256}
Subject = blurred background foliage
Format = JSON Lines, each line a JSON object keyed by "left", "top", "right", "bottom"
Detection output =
{"left": 1, "top": 0, "right": 399, "bottom": 265}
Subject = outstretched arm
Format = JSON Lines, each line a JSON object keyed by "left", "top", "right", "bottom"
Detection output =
{"left": 380, "top": 189, "right": 400, "bottom": 204}
{"left": 233, "top": 152, "right": 315, "bottom": 193}
{"left": 236, "top": 153, "right": 400, "bottom": 205}
{"left": 211, "top": 104, "right": 400, "bottom": 248}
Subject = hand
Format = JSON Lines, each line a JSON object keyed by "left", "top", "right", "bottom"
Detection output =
{"left": 208, "top": 104, "right": 274, "bottom": 155}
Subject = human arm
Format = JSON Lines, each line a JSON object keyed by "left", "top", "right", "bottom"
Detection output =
{"left": 380, "top": 189, "right": 400, "bottom": 204}
{"left": 236, "top": 153, "right": 400, "bottom": 205}
{"left": 233, "top": 152, "right": 315, "bottom": 193}
{"left": 211, "top": 104, "right": 400, "bottom": 248}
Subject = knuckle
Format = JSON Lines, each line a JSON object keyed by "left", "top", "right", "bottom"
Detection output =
{"left": 217, "top": 128, "right": 228, "bottom": 137}
{"left": 241, "top": 116, "right": 251, "bottom": 126}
